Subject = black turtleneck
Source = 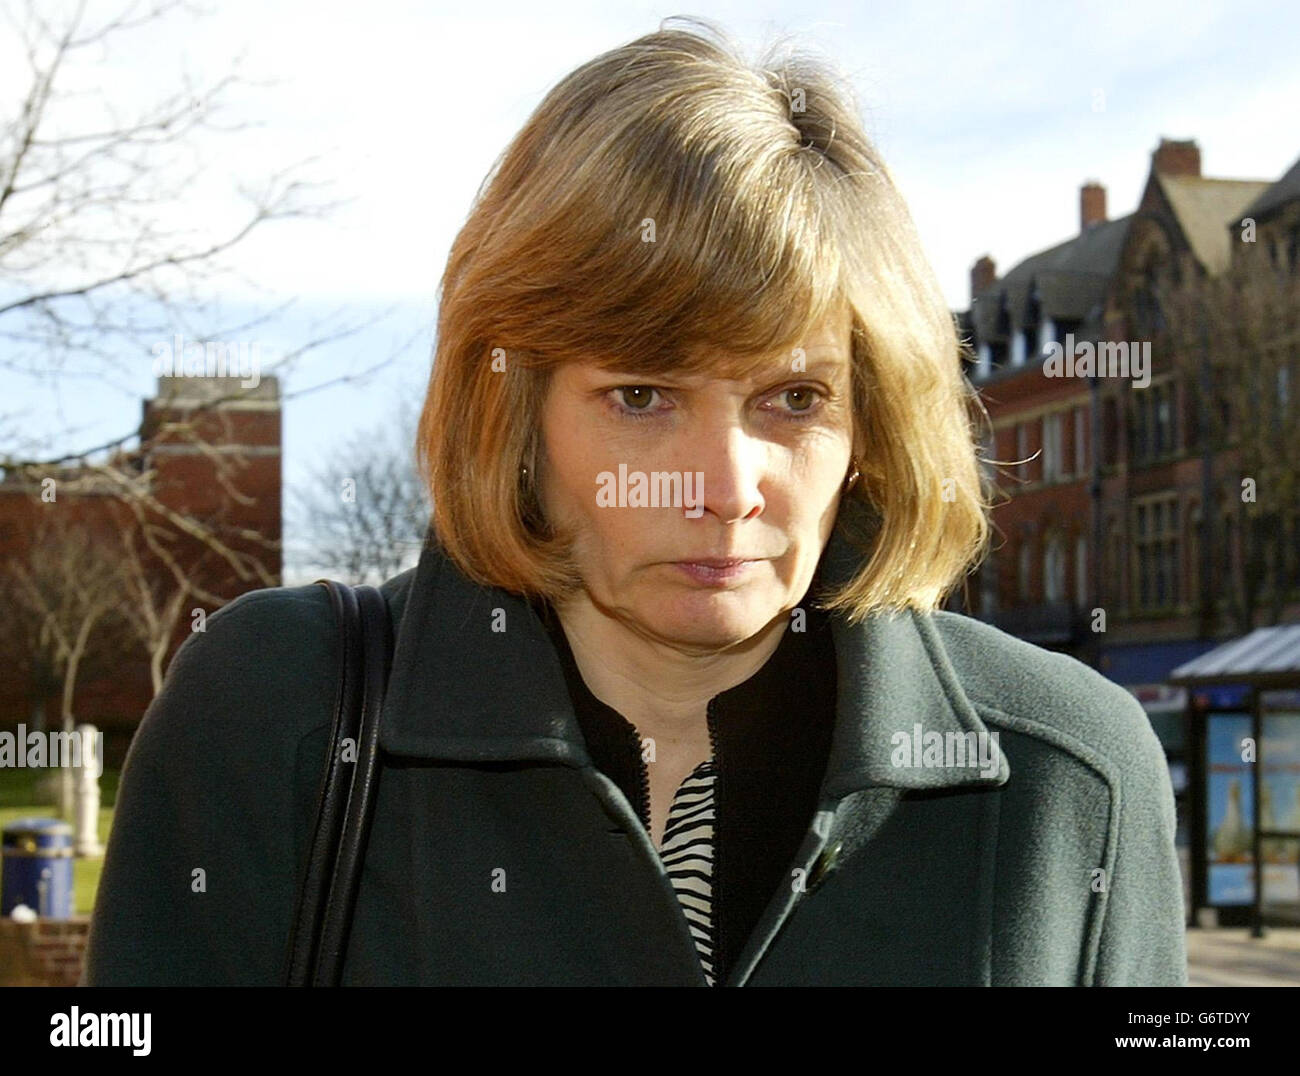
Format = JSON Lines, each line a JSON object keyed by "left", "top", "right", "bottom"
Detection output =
{"left": 531, "top": 598, "right": 838, "bottom": 985}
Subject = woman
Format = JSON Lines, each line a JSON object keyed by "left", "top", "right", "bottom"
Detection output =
{"left": 82, "top": 18, "right": 1186, "bottom": 986}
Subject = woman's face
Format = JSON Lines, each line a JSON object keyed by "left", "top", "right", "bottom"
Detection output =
{"left": 536, "top": 307, "right": 857, "bottom": 652}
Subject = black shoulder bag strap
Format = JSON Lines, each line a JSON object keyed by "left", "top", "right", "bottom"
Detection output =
{"left": 284, "top": 580, "right": 393, "bottom": 986}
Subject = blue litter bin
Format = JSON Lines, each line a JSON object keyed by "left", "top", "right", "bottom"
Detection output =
{"left": 2, "top": 818, "right": 74, "bottom": 919}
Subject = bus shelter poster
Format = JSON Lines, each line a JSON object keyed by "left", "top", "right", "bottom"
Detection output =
{"left": 1207, "top": 712, "right": 1300, "bottom": 905}
{"left": 1262, "top": 710, "right": 1300, "bottom": 905}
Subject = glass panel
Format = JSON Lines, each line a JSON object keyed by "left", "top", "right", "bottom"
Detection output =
{"left": 1208, "top": 713, "right": 1254, "bottom": 906}
{"left": 1262, "top": 711, "right": 1300, "bottom": 909}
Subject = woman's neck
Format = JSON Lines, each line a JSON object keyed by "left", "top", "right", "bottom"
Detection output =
{"left": 549, "top": 595, "right": 788, "bottom": 748}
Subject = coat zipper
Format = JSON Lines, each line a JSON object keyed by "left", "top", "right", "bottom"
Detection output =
{"left": 705, "top": 697, "right": 721, "bottom": 986}
{"left": 630, "top": 723, "right": 652, "bottom": 833}
{"left": 630, "top": 701, "right": 722, "bottom": 986}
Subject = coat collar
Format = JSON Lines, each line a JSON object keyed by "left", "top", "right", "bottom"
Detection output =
{"left": 379, "top": 499, "right": 1009, "bottom": 796}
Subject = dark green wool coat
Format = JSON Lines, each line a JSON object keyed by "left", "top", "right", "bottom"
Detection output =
{"left": 82, "top": 513, "right": 1188, "bottom": 986}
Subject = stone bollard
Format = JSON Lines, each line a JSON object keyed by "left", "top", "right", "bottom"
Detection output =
{"left": 58, "top": 761, "right": 74, "bottom": 821}
{"left": 73, "top": 724, "right": 104, "bottom": 858}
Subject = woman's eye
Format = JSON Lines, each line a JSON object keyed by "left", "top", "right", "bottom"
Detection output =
{"left": 773, "top": 386, "right": 822, "bottom": 417}
{"left": 612, "top": 386, "right": 662, "bottom": 414}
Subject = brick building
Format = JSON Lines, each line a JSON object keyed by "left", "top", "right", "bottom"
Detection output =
{"left": 955, "top": 138, "right": 1300, "bottom": 922}
{"left": 0, "top": 375, "right": 282, "bottom": 767}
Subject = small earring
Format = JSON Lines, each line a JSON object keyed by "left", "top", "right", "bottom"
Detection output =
{"left": 843, "top": 456, "right": 860, "bottom": 493}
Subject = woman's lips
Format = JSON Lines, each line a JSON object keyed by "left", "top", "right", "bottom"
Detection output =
{"left": 673, "top": 558, "right": 760, "bottom": 585}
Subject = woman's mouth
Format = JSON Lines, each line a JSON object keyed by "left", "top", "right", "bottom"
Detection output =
{"left": 672, "top": 558, "right": 759, "bottom": 585}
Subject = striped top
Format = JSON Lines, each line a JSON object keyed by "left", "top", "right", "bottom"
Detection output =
{"left": 658, "top": 758, "right": 718, "bottom": 986}
{"left": 535, "top": 592, "right": 838, "bottom": 985}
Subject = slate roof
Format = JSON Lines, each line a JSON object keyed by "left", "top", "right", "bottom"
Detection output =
{"left": 970, "top": 214, "right": 1132, "bottom": 343}
{"left": 1237, "top": 153, "right": 1300, "bottom": 223}
{"left": 1158, "top": 175, "right": 1272, "bottom": 274}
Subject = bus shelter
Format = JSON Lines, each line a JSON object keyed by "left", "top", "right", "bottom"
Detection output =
{"left": 1170, "top": 624, "right": 1300, "bottom": 936}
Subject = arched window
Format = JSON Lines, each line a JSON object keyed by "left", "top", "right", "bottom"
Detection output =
{"left": 1133, "top": 261, "right": 1165, "bottom": 335}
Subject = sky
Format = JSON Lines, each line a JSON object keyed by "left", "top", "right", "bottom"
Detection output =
{"left": 3, "top": 0, "right": 1298, "bottom": 577}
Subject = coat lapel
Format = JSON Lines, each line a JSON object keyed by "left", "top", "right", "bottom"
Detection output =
{"left": 378, "top": 532, "right": 589, "bottom": 763}
{"left": 380, "top": 500, "right": 1011, "bottom": 800}
{"left": 377, "top": 500, "right": 1011, "bottom": 985}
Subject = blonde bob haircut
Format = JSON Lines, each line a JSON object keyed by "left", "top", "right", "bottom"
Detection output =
{"left": 418, "top": 17, "right": 992, "bottom": 621}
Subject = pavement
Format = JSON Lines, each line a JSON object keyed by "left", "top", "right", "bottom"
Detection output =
{"left": 1186, "top": 927, "right": 1300, "bottom": 986}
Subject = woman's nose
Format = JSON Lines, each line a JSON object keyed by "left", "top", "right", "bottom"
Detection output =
{"left": 682, "top": 424, "right": 765, "bottom": 525}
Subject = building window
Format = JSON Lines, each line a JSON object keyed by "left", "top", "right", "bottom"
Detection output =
{"left": 1054, "top": 318, "right": 1083, "bottom": 344}
{"left": 1135, "top": 494, "right": 1181, "bottom": 611}
{"left": 1187, "top": 503, "right": 1201, "bottom": 607}
{"left": 1186, "top": 382, "right": 1202, "bottom": 449}
{"left": 980, "top": 552, "right": 998, "bottom": 617}
{"left": 1133, "top": 262, "right": 1165, "bottom": 335}
{"left": 1037, "top": 316, "right": 1055, "bottom": 359}
{"left": 991, "top": 295, "right": 1011, "bottom": 370}
{"left": 1102, "top": 396, "right": 1119, "bottom": 466}
{"left": 1075, "top": 533, "right": 1088, "bottom": 605}
{"left": 1043, "top": 412, "right": 1061, "bottom": 483}
{"left": 1021, "top": 286, "right": 1041, "bottom": 365}
{"left": 1155, "top": 383, "right": 1172, "bottom": 456}
{"left": 1016, "top": 422, "right": 1028, "bottom": 467}
{"left": 1044, "top": 533, "right": 1065, "bottom": 603}
{"left": 1108, "top": 518, "right": 1124, "bottom": 608}
{"left": 1133, "top": 389, "right": 1150, "bottom": 462}
{"left": 1074, "top": 406, "right": 1087, "bottom": 475}
{"left": 1019, "top": 541, "right": 1033, "bottom": 601}
{"left": 1130, "top": 381, "right": 1175, "bottom": 463}
{"left": 977, "top": 341, "right": 992, "bottom": 379}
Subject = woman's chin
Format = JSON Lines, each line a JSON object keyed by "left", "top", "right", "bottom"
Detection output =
{"left": 642, "top": 591, "right": 785, "bottom": 652}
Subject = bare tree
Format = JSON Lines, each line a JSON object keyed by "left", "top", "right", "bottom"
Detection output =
{"left": 293, "top": 403, "right": 430, "bottom": 586}
{"left": 4, "top": 504, "right": 129, "bottom": 814}
{"left": 0, "top": 0, "right": 411, "bottom": 467}
{"left": 1152, "top": 237, "right": 1300, "bottom": 632}
{"left": 113, "top": 502, "right": 225, "bottom": 695}
{"left": 0, "top": 0, "right": 333, "bottom": 385}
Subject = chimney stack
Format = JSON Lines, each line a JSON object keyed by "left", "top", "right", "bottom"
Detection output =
{"left": 970, "top": 255, "right": 997, "bottom": 303}
{"left": 1152, "top": 138, "right": 1201, "bottom": 178}
{"left": 1080, "top": 181, "right": 1107, "bottom": 231}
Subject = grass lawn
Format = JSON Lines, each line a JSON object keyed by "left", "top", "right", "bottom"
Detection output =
{"left": 0, "top": 766, "right": 118, "bottom": 916}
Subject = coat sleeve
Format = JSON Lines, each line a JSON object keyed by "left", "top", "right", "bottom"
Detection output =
{"left": 80, "top": 586, "right": 337, "bottom": 986}
{"left": 1090, "top": 699, "right": 1188, "bottom": 986}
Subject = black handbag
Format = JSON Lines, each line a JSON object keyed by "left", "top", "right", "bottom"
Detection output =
{"left": 284, "top": 580, "right": 393, "bottom": 986}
